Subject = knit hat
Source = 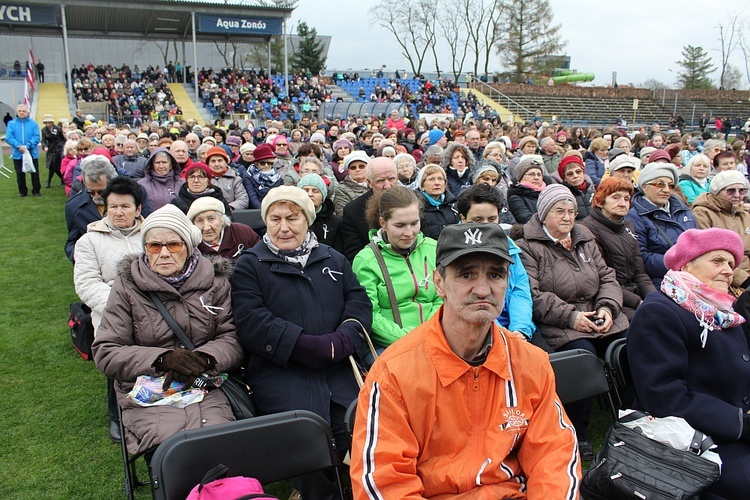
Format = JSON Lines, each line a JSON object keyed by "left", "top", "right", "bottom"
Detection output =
{"left": 664, "top": 228, "right": 743, "bottom": 271}
{"left": 637, "top": 162, "right": 678, "bottom": 188}
{"left": 555, "top": 131, "right": 568, "bottom": 142}
{"left": 225, "top": 136, "right": 241, "bottom": 147}
{"left": 343, "top": 150, "right": 371, "bottom": 170}
{"left": 333, "top": 139, "right": 352, "bottom": 153}
{"left": 252, "top": 143, "right": 275, "bottom": 162}
{"left": 181, "top": 161, "right": 213, "bottom": 180}
{"left": 205, "top": 146, "right": 230, "bottom": 163}
{"left": 310, "top": 132, "right": 326, "bottom": 144}
{"left": 515, "top": 154, "right": 545, "bottom": 181}
{"left": 141, "top": 204, "right": 202, "bottom": 254}
{"left": 202, "top": 136, "right": 217, "bottom": 145}
{"left": 639, "top": 146, "right": 657, "bottom": 160}
{"left": 648, "top": 149, "right": 672, "bottom": 164}
{"left": 428, "top": 129, "right": 445, "bottom": 146}
{"left": 557, "top": 155, "right": 584, "bottom": 179}
{"left": 186, "top": 196, "right": 225, "bottom": 221}
{"left": 239, "top": 142, "right": 256, "bottom": 155}
{"left": 688, "top": 137, "right": 701, "bottom": 149}
{"left": 709, "top": 170, "right": 748, "bottom": 195}
{"left": 298, "top": 174, "right": 328, "bottom": 201}
{"left": 471, "top": 161, "right": 500, "bottom": 184}
{"left": 608, "top": 154, "right": 637, "bottom": 174}
{"left": 536, "top": 184, "right": 576, "bottom": 222}
{"left": 261, "top": 185, "right": 316, "bottom": 225}
{"left": 518, "top": 136, "right": 538, "bottom": 151}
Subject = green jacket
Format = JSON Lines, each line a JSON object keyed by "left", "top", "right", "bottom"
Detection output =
{"left": 352, "top": 231, "right": 442, "bottom": 348}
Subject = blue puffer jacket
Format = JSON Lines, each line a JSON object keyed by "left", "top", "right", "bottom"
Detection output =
{"left": 496, "top": 238, "right": 536, "bottom": 339}
{"left": 626, "top": 191, "right": 697, "bottom": 287}
{"left": 5, "top": 116, "right": 40, "bottom": 159}
{"left": 231, "top": 240, "right": 373, "bottom": 422}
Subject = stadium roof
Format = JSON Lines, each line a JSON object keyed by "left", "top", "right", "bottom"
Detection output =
{"left": 3, "top": 0, "right": 295, "bottom": 41}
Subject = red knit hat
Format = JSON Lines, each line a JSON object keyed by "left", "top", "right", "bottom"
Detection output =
{"left": 252, "top": 143, "right": 276, "bottom": 162}
{"left": 205, "top": 146, "right": 229, "bottom": 163}
{"left": 557, "top": 155, "right": 584, "bottom": 180}
{"left": 181, "top": 161, "right": 212, "bottom": 180}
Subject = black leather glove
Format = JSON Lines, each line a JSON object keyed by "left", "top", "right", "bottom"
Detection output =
{"left": 155, "top": 349, "right": 209, "bottom": 390}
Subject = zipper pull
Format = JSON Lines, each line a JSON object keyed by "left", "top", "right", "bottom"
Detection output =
{"left": 473, "top": 367, "right": 479, "bottom": 391}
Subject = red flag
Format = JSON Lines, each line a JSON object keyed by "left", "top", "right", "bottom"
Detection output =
{"left": 27, "top": 50, "right": 36, "bottom": 90}
{"left": 23, "top": 79, "right": 29, "bottom": 106}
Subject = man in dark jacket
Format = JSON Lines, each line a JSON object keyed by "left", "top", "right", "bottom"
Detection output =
{"left": 41, "top": 114, "right": 65, "bottom": 187}
{"left": 113, "top": 139, "right": 147, "bottom": 179}
{"left": 341, "top": 157, "right": 398, "bottom": 261}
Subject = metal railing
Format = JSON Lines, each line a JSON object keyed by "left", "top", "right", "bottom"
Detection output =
{"left": 470, "top": 80, "right": 533, "bottom": 121}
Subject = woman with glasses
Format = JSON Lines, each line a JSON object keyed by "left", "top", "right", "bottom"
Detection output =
{"left": 92, "top": 204, "right": 243, "bottom": 457}
{"left": 626, "top": 163, "right": 697, "bottom": 288}
{"left": 243, "top": 143, "right": 283, "bottom": 209}
{"left": 507, "top": 154, "right": 554, "bottom": 223}
{"left": 171, "top": 162, "right": 232, "bottom": 217}
{"left": 334, "top": 151, "right": 370, "bottom": 217}
{"left": 482, "top": 141, "right": 513, "bottom": 197}
{"left": 418, "top": 164, "right": 459, "bottom": 240}
{"left": 515, "top": 184, "right": 629, "bottom": 460}
{"left": 691, "top": 170, "right": 750, "bottom": 292}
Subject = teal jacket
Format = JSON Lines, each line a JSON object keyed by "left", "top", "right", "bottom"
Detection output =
{"left": 678, "top": 174, "right": 710, "bottom": 205}
{"left": 352, "top": 231, "right": 442, "bottom": 348}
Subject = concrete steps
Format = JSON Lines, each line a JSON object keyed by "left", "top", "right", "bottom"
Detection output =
{"left": 34, "top": 83, "right": 71, "bottom": 124}
{"left": 168, "top": 83, "right": 204, "bottom": 124}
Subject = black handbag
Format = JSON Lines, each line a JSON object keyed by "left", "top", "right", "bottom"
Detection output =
{"left": 581, "top": 412, "right": 720, "bottom": 500}
{"left": 148, "top": 292, "right": 256, "bottom": 420}
{"left": 68, "top": 302, "right": 94, "bottom": 361}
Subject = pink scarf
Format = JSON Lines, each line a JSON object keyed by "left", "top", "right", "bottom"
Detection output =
{"left": 519, "top": 181, "right": 546, "bottom": 192}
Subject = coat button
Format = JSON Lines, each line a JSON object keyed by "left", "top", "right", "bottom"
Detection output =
{"left": 574, "top": 267, "right": 580, "bottom": 272}
{"left": 743, "top": 354, "right": 749, "bottom": 362}
{"left": 744, "top": 397, "right": 750, "bottom": 405}
{"left": 265, "top": 345, "right": 272, "bottom": 352}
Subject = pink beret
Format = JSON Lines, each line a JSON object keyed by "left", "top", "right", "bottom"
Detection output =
{"left": 664, "top": 228, "right": 744, "bottom": 271}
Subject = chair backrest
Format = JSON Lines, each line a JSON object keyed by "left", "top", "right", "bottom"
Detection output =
{"left": 604, "top": 337, "right": 632, "bottom": 410}
{"left": 345, "top": 399, "right": 357, "bottom": 443}
{"left": 549, "top": 349, "right": 617, "bottom": 420}
{"left": 149, "top": 410, "right": 345, "bottom": 500}
{"left": 232, "top": 209, "right": 266, "bottom": 231}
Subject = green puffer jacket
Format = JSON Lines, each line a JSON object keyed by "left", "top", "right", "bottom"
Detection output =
{"left": 352, "top": 230, "right": 442, "bottom": 348}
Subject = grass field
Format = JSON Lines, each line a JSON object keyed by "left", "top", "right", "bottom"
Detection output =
{"left": 0, "top": 153, "right": 609, "bottom": 498}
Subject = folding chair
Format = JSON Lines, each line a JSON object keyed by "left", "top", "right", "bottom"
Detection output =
{"left": 231, "top": 209, "right": 266, "bottom": 231}
{"left": 149, "top": 410, "right": 346, "bottom": 500}
{"left": 604, "top": 337, "right": 632, "bottom": 411}
{"left": 118, "top": 405, "right": 152, "bottom": 500}
{"left": 548, "top": 349, "right": 618, "bottom": 420}
{"left": 345, "top": 399, "right": 357, "bottom": 443}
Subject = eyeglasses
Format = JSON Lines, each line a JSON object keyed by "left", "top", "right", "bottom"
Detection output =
{"left": 550, "top": 208, "right": 578, "bottom": 219}
{"left": 646, "top": 181, "right": 675, "bottom": 190}
{"left": 724, "top": 187, "right": 748, "bottom": 196}
{"left": 86, "top": 188, "right": 105, "bottom": 196}
{"left": 188, "top": 174, "right": 207, "bottom": 181}
{"left": 144, "top": 241, "right": 185, "bottom": 254}
{"left": 348, "top": 163, "right": 367, "bottom": 170}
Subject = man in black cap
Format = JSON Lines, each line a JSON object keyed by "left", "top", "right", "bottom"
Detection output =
{"left": 351, "top": 223, "right": 580, "bottom": 498}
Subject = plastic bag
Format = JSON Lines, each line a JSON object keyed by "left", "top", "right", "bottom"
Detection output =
{"left": 21, "top": 150, "right": 35, "bottom": 173}
{"left": 128, "top": 373, "right": 226, "bottom": 409}
{"left": 618, "top": 409, "right": 723, "bottom": 470}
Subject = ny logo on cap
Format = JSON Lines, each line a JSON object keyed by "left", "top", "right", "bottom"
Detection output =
{"left": 464, "top": 228, "right": 483, "bottom": 245}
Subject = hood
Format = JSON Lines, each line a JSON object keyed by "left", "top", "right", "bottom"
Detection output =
{"left": 440, "top": 142, "right": 476, "bottom": 171}
{"left": 144, "top": 147, "right": 181, "bottom": 176}
{"left": 691, "top": 192, "right": 734, "bottom": 213}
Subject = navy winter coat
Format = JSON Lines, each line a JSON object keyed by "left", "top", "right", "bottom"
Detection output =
{"left": 625, "top": 191, "right": 696, "bottom": 288}
{"left": 231, "top": 240, "right": 372, "bottom": 422}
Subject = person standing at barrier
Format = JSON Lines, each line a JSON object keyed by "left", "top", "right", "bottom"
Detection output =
{"left": 6, "top": 104, "right": 42, "bottom": 197}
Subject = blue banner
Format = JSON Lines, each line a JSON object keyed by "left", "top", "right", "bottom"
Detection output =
{"left": 0, "top": 3, "right": 57, "bottom": 25}
{"left": 198, "top": 14, "right": 282, "bottom": 35}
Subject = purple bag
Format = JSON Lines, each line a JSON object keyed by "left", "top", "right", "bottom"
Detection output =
{"left": 186, "top": 464, "right": 277, "bottom": 500}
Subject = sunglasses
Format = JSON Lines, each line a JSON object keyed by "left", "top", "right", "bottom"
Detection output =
{"left": 647, "top": 181, "right": 675, "bottom": 190}
{"left": 724, "top": 187, "right": 748, "bottom": 196}
{"left": 348, "top": 164, "right": 367, "bottom": 170}
{"left": 256, "top": 160, "right": 275, "bottom": 167}
{"left": 86, "top": 188, "right": 105, "bottom": 196}
{"left": 144, "top": 241, "right": 185, "bottom": 254}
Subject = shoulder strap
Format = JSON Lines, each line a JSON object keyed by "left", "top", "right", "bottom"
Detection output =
{"left": 652, "top": 221, "right": 674, "bottom": 247}
{"left": 368, "top": 241, "right": 402, "bottom": 328}
{"left": 198, "top": 464, "right": 228, "bottom": 492}
{"left": 148, "top": 291, "right": 195, "bottom": 350}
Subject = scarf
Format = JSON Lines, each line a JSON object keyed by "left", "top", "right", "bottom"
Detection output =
{"left": 661, "top": 270, "right": 745, "bottom": 348}
{"left": 263, "top": 230, "right": 319, "bottom": 268}
{"left": 144, "top": 248, "right": 201, "bottom": 290}
{"left": 249, "top": 165, "right": 281, "bottom": 192}
{"left": 211, "top": 165, "right": 229, "bottom": 178}
{"left": 421, "top": 190, "right": 444, "bottom": 207}
{"left": 519, "top": 180, "right": 546, "bottom": 192}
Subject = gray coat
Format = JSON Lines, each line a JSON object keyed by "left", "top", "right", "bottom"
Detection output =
{"left": 516, "top": 216, "right": 628, "bottom": 350}
{"left": 92, "top": 254, "right": 243, "bottom": 455}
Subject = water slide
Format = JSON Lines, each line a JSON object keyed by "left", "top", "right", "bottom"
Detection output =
{"left": 551, "top": 73, "right": 595, "bottom": 84}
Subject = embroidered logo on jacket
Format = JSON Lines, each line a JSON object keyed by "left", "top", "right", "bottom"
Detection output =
{"left": 499, "top": 408, "right": 529, "bottom": 432}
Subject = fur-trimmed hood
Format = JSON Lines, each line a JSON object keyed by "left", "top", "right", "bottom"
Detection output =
{"left": 116, "top": 253, "right": 233, "bottom": 282}
{"left": 440, "top": 142, "right": 476, "bottom": 172}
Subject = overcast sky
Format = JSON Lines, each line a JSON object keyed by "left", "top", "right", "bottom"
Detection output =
{"left": 288, "top": 0, "right": 748, "bottom": 88}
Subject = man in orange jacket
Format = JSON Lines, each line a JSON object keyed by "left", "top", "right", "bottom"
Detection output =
{"left": 351, "top": 223, "right": 581, "bottom": 499}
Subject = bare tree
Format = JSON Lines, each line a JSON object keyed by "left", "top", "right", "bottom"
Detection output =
{"left": 482, "top": 0, "right": 505, "bottom": 75}
{"left": 369, "top": 0, "right": 436, "bottom": 77}
{"left": 455, "top": 0, "right": 502, "bottom": 77}
{"left": 716, "top": 16, "right": 740, "bottom": 89}
{"left": 150, "top": 41, "right": 171, "bottom": 67}
{"left": 214, "top": 39, "right": 243, "bottom": 69}
{"left": 438, "top": 0, "right": 469, "bottom": 81}
{"left": 723, "top": 63, "right": 743, "bottom": 90}
{"left": 739, "top": 30, "right": 750, "bottom": 89}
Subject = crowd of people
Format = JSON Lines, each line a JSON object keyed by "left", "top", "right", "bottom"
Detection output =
{"left": 8, "top": 89, "right": 750, "bottom": 497}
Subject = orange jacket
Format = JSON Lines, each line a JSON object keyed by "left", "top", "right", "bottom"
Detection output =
{"left": 351, "top": 308, "right": 581, "bottom": 499}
